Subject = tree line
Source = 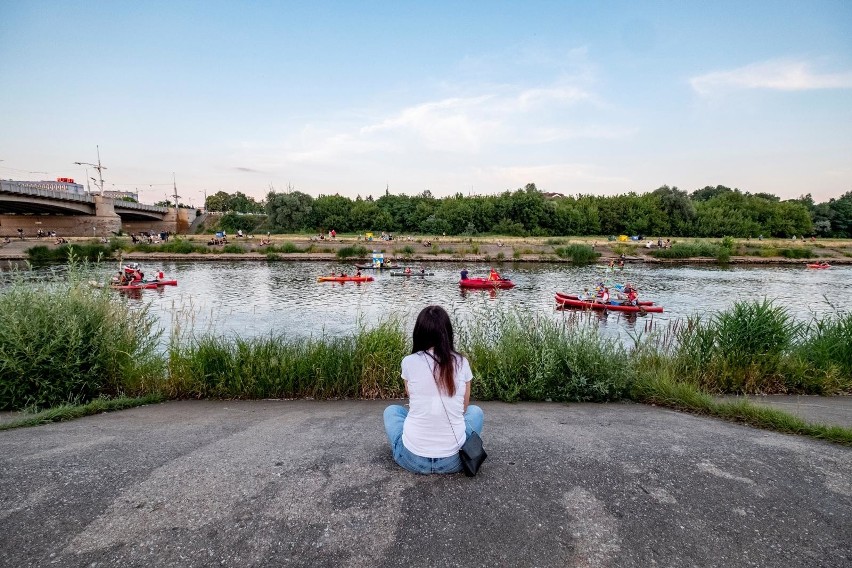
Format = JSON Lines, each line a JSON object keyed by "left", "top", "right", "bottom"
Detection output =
{"left": 203, "top": 185, "right": 852, "bottom": 238}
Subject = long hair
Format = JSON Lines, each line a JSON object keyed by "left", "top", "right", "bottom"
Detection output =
{"left": 412, "top": 305, "right": 458, "bottom": 396}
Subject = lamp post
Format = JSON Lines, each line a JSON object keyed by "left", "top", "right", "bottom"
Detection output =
{"left": 74, "top": 145, "right": 107, "bottom": 194}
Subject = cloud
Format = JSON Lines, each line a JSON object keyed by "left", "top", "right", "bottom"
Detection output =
{"left": 233, "top": 166, "right": 261, "bottom": 173}
{"left": 690, "top": 59, "right": 852, "bottom": 95}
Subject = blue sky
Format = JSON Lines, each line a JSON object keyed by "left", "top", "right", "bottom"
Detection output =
{"left": 1, "top": 1, "right": 850, "bottom": 207}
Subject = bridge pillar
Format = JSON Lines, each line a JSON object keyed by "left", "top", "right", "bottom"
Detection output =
{"left": 91, "top": 195, "right": 122, "bottom": 236}
{"left": 161, "top": 207, "right": 197, "bottom": 234}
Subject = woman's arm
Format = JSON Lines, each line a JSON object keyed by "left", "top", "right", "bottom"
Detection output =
{"left": 464, "top": 381, "right": 471, "bottom": 412}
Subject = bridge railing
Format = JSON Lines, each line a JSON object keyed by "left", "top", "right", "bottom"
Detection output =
{"left": 112, "top": 200, "right": 170, "bottom": 213}
{"left": 0, "top": 181, "right": 94, "bottom": 203}
{"left": 1, "top": 181, "right": 168, "bottom": 212}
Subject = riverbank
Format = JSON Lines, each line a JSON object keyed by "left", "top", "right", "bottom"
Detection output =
{"left": 2, "top": 234, "right": 852, "bottom": 265}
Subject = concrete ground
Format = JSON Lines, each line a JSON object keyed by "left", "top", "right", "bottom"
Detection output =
{"left": 0, "top": 400, "right": 849, "bottom": 568}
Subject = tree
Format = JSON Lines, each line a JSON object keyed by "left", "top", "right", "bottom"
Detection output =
{"left": 228, "top": 191, "right": 263, "bottom": 213}
{"left": 205, "top": 191, "right": 231, "bottom": 212}
{"left": 265, "top": 190, "right": 314, "bottom": 232}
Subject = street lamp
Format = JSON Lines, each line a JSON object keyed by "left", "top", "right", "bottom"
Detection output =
{"left": 74, "top": 145, "right": 107, "bottom": 194}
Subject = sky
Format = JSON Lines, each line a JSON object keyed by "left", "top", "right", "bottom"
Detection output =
{"left": 1, "top": 1, "right": 850, "bottom": 207}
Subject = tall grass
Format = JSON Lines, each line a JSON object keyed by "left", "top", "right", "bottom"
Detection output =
{"left": 166, "top": 318, "right": 407, "bottom": 399}
{"left": 337, "top": 245, "right": 369, "bottom": 259}
{"left": 27, "top": 243, "right": 118, "bottom": 265}
{"left": 0, "top": 266, "right": 164, "bottom": 410}
{"left": 667, "top": 299, "right": 851, "bottom": 394}
{"left": 553, "top": 244, "right": 600, "bottom": 266}
{"left": 780, "top": 247, "right": 812, "bottom": 259}
{"left": 128, "top": 239, "right": 206, "bottom": 254}
{"left": 652, "top": 242, "right": 720, "bottom": 259}
{"left": 459, "top": 309, "right": 632, "bottom": 402}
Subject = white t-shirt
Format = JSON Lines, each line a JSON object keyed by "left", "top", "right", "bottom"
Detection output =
{"left": 401, "top": 351, "right": 473, "bottom": 458}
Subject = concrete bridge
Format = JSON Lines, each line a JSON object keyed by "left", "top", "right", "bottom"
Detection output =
{"left": 0, "top": 181, "right": 196, "bottom": 236}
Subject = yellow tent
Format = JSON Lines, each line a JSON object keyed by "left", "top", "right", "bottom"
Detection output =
{"left": 618, "top": 235, "right": 629, "bottom": 242}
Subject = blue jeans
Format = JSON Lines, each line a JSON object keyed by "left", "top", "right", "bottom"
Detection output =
{"left": 383, "top": 404, "right": 484, "bottom": 474}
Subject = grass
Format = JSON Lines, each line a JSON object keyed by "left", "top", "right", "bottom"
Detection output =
{"left": 0, "top": 262, "right": 165, "bottom": 411}
{"left": 0, "top": 394, "right": 164, "bottom": 431}
{"left": 337, "top": 245, "right": 369, "bottom": 259}
{"left": 553, "top": 244, "right": 600, "bottom": 265}
{"left": 651, "top": 241, "right": 721, "bottom": 259}
{"left": 631, "top": 370, "right": 852, "bottom": 446}
{"left": 27, "top": 243, "right": 119, "bottom": 264}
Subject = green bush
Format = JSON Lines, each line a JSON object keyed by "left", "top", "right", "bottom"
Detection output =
{"left": 222, "top": 243, "right": 246, "bottom": 253}
{"left": 337, "top": 245, "right": 368, "bottom": 259}
{"left": 26, "top": 244, "right": 117, "bottom": 265}
{"left": 779, "top": 248, "right": 812, "bottom": 259}
{"left": 553, "top": 244, "right": 599, "bottom": 265}
{"left": 652, "top": 242, "right": 720, "bottom": 259}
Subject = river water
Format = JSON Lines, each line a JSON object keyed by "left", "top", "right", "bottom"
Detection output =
{"left": 88, "top": 260, "right": 849, "bottom": 342}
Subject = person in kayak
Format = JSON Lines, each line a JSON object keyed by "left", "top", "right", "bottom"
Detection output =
{"left": 383, "top": 305, "right": 484, "bottom": 474}
{"left": 460, "top": 269, "right": 469, "bottom": 280}
{"left": 488, "top": 268, "right": 500, "bottom": 281}
{"left": 405, "top": 267, "right": 412, "bottom": 275}
{"left": 355, "top": 269, "right": 362, "bottom": 277}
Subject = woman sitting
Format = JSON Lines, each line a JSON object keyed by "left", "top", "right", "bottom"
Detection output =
{"left": 383, "top": 305, "right": 484, "bottom": 474}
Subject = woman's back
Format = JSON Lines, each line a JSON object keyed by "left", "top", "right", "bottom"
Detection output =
{"left": 401, "top": 351, "right": 472, "bottom": 458}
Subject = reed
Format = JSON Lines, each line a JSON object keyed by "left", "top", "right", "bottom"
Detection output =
{"left": 26, "top": 243, "right": 118, "bottom": 264}
{"left": 127, "top": 239, "right": 206, "bottom": 254}
{"left": 458, "top": 308, "right": 632, "bottom": 402}
{"left": 651, "top": 242, "right": 720, "bottom": 259}
{"left": 337, "top": 246, "right": 369, "bottom": 259}
{"left": 0, "top": 268, "right": 164, "bottom": 410}
{"left": 165, "top": 318, "right": 407, "bottom": 399}
{"left": 553, "top": 244, "right": 599, "bottom": 265}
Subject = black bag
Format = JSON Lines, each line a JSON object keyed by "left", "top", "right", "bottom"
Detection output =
{"left": 459, "top": 431, "right": 487, "bottom": 477}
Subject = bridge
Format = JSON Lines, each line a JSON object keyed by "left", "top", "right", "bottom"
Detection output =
{"left": 0, "top": 181, "right": 195, "bottom": 236}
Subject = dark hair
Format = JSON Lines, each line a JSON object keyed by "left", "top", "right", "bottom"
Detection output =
{"left": 412, "top": 305, "right": 458, "bottom": 396}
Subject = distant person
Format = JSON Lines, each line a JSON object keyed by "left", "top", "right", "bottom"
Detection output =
{"left": 460, "top": 269, "right": 468, "bottom": 280}
{"left": 383, "top": 305, "right": 484, "bottom": 475}
{"left": 488, "top": 268, "right": 500, "bottom": 281}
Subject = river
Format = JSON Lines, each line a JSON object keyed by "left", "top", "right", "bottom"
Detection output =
{"left": 82, "top": 260, "right": 849, "bottom": 342}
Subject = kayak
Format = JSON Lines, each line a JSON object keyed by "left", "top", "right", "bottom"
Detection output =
{"left": 152, "top": 279, "right": 178, "bottom": 286}
{"left": 317, "top": 276, "right": 375, "bottom": 282}
{"left": 391, "top": 272, "right": 434, "bottom": 277}
{"left": 555, "top": 291, "right": 655, "bottom": 306}
{"left": 111, "top": 283, "right": 159, "bottom": 290}
{"left": 806, "top": 263, "right": 831, "bottom": 269}
{"left": 555, "top": 294, "right": 663, "bottom": 313}
{"left": 459, "top": 278, "right": 515, "bottom": 289}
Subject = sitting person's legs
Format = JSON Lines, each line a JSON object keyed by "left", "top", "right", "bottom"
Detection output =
{"left": 383, "top": 405, "right": 462, "bottom": 474}
{"left": 464, "top": 405, "right": 484, "bottom": 437}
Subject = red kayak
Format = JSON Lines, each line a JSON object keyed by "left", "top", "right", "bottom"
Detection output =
{"left": 555, "top": 294, "right": 663, "bottom": 313}
{"left": 111, "top": 283, "right": 159, "bottom": 290}
{"left": 806, "top": 263, "right": 831, "bottom": 269}
{"left": 317, "top": 276, "right": 374, "bottom": 282}
{"left": 555, "top": 291, "right": 655, "bottom": 306}
{"left": 459, "top": 278, "right": 515, "bottom": 289}
{"left": 152, "top": 279, "right": 178, "bottom": 286}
